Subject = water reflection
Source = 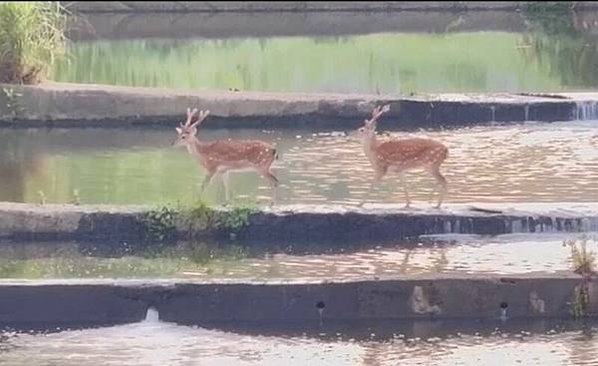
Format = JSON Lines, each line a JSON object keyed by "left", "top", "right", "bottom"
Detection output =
{"left": 0, "top": 233, "right": 592, "bottom": 280}
{"left": 55, "top": 8, "right": 598, "bottom": 94}
{"left": 0, "top": 120, "right": 597, "bottom": 205}
{"left": 520, "top": 5, "right": 598, "bottom": 90}
{"left": 53, "top": 31, "right": 583, "bottom": 94}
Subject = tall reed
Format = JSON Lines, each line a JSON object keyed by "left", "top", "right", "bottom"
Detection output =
{"left": 0, "top": 1, "right": 68, "bottom": 84}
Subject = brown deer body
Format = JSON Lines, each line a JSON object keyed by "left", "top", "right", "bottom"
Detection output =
{"left": 357, "top": 105, "right": 448, "bottom": 208}
{"left": 174, "top": 108, "right": 279, "bottom": 203}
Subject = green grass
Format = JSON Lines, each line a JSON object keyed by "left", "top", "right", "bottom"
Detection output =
{"left": 0, "top": 1, "right": 68, "bottom": 84}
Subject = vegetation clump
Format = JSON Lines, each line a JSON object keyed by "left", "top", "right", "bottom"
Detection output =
{"left": 566, "top": 235, "right": 596, "bottom": 276}
{"left": 565, "top": 235, "right": 597, "bottom": 319}
{"left": 0, "top": 1, "right": 68, "bottom": 84}
{"left": 142, "top": 199, "right": 258, "bottom": 244}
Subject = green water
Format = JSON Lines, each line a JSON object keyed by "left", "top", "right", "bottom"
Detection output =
{"left": 53, "top": 31, "right": 598, "bottom": 94}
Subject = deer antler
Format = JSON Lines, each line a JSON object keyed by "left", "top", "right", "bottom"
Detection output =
{"left": 184, "top": 108, "right": 211, "bottom": 128}
{"left": 184, "top": 108, "right": 199, "bottom": 127}
{"left": 368, "top": 104, "right": 391, "bottom": 125}
{"left": 192, "top": 110, "right": 210, "bottom": 128}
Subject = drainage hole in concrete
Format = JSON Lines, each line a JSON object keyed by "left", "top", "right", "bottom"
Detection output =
{"left": 315, "top": 301, "right": 326, "bottom": 309}
{"left": 500, "top": 302, "right": 509, "bottom": 309}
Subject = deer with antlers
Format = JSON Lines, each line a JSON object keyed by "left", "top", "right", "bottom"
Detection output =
{"left": 356, "top": 104, "right": 449, "bottom": 208}
{"left": 173, "top": 108, "right": 279, "bottom": 203}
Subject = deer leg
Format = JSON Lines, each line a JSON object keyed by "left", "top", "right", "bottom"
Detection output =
{"left": 430, "top": 166, "right": 448, "bottom": 209}
{"left": 398, "top": 173, "right": 411, "bottom": 208}
{"left": 261, "top": 168, "right": 279, "bottom": 206}
{"left": 199, "top": 170, "right": 216, "bottom": 195}
{"left": 222, "top": 170, "right": 232, "bottom": 204}
{"left": 358, "top": 169, "right": 385, "bottom": 207}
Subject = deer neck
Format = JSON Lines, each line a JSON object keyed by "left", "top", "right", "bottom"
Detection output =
{"left": 187, "top": 137, "right": 210, "bottom": 161}
{"left": 362, "top": 134, "right": 380, "bottom": 162}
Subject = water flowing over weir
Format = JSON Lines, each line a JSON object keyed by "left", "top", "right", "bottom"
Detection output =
{"left": 416, "top": 215, "right": 598, "bottom": 237}
{"left": 144, "top": 307, "right": 160, "bottom": 323}
{"left": 573, "top": 101, "right": 598, "bottom": 121}
{"left": 241, "top": 204, "right": 598, "bottom": 243}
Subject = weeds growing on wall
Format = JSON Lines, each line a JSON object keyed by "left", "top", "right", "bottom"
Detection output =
{"left": 0, "top": 1, "right": 68, "bottom": 84}
{"left": 141, "top": 199, "right": 258, "bottom": 244}
{"left": 0, "top": 87, "right": 24, "bottom": 119}
{"left": 566, "top": 235, "right": 597, "bottom": 319}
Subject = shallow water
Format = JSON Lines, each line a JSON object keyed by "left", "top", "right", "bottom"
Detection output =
{"left": 0, "top": 233, "right": 593, "bottom": 280}
{"left": 1, "top": 120, "right": 597, "bottom": 206}
{"left": 3, "top": 318, "right": 598, "bottom": 365}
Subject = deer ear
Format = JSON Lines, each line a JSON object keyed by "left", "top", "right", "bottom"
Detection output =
{"left": 176, "top": 127, "right": 182, "bottom": 134}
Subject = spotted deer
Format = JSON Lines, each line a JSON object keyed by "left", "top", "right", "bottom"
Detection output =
{"left": 356, "top": 104, "right": 448, "bottom": 208}
{"left": 173, "top": 108, "right": 279, "bottom": 203}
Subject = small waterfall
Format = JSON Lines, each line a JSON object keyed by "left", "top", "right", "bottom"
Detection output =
{"left": 574, "top": 101, "right": 598, "bottom": 121}
{"left": 144, "top": 307, "right": 160, "bottom": 323}
{"left": 523, "top": 105, "right": 530, "bottom": 121}
{"left": 440, "top": 216, "right": 598, "bottom": 236}
{"left": 490, "top": 106, "right": 496, "bottom": 122}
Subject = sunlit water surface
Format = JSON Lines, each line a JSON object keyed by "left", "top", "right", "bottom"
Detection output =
{"left": 3, "top": 318, "right": 598, "bottom": 365}
{"left": 1, "top": 120, "right": 597, "bottom": 206}
{"left": 0, "top": 233, "right": 594, "bottom": 280}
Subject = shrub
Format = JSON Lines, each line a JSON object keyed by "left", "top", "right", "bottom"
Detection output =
{"left": 0, "top": 1, "right": 68, "bottom": 84}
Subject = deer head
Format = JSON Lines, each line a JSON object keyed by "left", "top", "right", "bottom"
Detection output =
{"left": 173, "top": 107, "right": 210, "bottom": 147}
{"left": 356, "top": 104, "right": 390, "bottom": 140}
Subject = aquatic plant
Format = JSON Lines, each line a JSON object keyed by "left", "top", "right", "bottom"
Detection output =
{"left": 566, "top": 235, "right": 596, "bottom": 276}
{"left": 0, "top": 1, "right": 68, "bottom": 84}
{"left": 565, "top": 235, "right": 596, "bottom": 319}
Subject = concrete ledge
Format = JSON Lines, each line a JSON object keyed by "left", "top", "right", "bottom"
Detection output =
{"left": 0, "top": 273, "right": 591, "bottom": 325}
{"left": 62, "top": 2, "right": 523, "bottom": 14}
{"left": 1, "top": 83, "right": 598, "bottom": 129}
{"left": 61, "top": 2, "right": 598, "bottom": 14}
{"left": 0, "top": 202, "right": 596, "bottom": 244}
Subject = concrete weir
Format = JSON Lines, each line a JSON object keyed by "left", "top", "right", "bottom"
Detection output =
{"left": 2, "top": 83, "right": 598, "bottom": 129}
{"left": 0, "top": 273, "right": 591, "bottom": 325}
{"left": 0, "top": 202, "right": 597, "bottom": 244}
